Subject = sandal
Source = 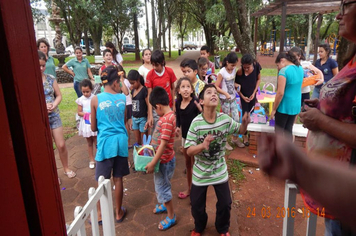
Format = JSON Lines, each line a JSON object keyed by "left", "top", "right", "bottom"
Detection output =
{"left": 158, "top": 214, "right": 176, "bottom": 231}
{"left": 178, "top": 192, "right": 190, "bottom": 199}
{"left": 153, "top": 204, "right": 167, "bottom": 214}
{"left": 64, "top": 170, "right": 76, "bottom": 178}
{"left": 115, "top": 207, "right": 127, "bottom": 223}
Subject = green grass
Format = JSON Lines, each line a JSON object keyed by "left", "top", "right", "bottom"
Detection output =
{"left": 122, "top": 50, "right": 184, "bottom": 62}
{"left": 58, "top": 88, "right": 78, "bottom": 139}
{"left": 261, "top": 68, "right": 278, "bottom": 77}
{"left": 53, "top": 55, "right": 95, "bottom": 66}
{"left": 227, "top": 159, "right": 246, "bottom": 185}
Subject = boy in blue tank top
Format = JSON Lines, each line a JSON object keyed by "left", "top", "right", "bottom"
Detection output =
{"left": 91, "top": 65, "right": 129, "bottom": 224}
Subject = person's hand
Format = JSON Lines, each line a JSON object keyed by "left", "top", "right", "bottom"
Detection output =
{"left": 129, "top": 121, "right": 133, "bottom": 131}
{"left": 71, "top": 72, "right": 75, "bottom": 77}
{"left": 270, "top": 110, "right": 276, "bottom": 120}
{"left": 225, "top": 94, "right": 231, "bottom": 100}
{"left": 147, "top": 116, "right": 153, "bottom": 128}
{"left": 248, "top": 92, "right": 255, "bottom": 101}
{"left": 175, "top": 127, "right": 181, "bottom": 137}
{"left": 46, "top": 103, "right": 53, "bottom": 113}
{"left": 194, "top": 100, "right": 203, "bottom": 112}
{"left": 145, "top": 161, "right": 155, "bottom": 174}
{"left": 258, "top": 134, "right": 298, "bottom": 181}
{"left": 202, "top": 134, "right": 214, "bottom": 150}
{"left": 314, "top": 78, "right": 323, "bottom": 86}
{"left": 144, "top": 121, "right": 149, "bottom": 131}
{"left": 304, "top": 98, "right": 319, "bottom": 108}
{"left": 242, "top": 95, "right": 250, "bottom": 103}
{"left": 299, "top": 105, "right": 322, "bottom": 131}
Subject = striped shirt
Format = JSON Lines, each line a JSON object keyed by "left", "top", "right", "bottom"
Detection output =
{"left": 151, "top": 111, "right": 176, "bottom": 163}
{"left": 184, "top": 113, "right": 240, "bottom": 186}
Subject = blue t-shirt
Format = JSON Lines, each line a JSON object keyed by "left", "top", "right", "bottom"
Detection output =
{"left": 277, "top": 65, "right": 303, "bottom": 115}
{"left": 95, "top": 92, "right": 128, "bottom": 161}
{"left": 314, "top": 58, "right": 338, "bottom": 88}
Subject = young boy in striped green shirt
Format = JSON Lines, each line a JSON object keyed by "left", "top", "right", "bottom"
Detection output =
{"left": 185, "top": 84, "right": 249, "bottom": 236}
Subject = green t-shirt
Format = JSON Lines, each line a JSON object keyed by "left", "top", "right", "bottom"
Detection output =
{"left": 65, "top": 57, "right": 91, "bottom": 82}
{"left": 277, "top": 65, "right": 303, "bottom": 115}
{"left": 45, "top": 56, "right": 56, "bottom": 78}
{"left": 184, "top": 112, "right": 240, "bottom": 186}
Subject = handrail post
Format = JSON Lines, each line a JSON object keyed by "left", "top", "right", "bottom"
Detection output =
{"left": 98, "top": 176, "right": 115, "bottom": 235}
{"left": 88, "top": 187, "right": 100, "bottom": 236}
{"left": 283, "top": 180, "right": 298, "bottom": 236}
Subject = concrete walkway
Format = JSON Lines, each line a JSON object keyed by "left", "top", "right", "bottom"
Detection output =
{"left": 56, "top": 50, "right": 240, "bottom": 235}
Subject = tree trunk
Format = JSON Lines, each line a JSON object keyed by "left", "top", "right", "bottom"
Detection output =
{"left": 222, "top": 0, "right": 255, "bottom": 57}
{"left": 203, "top": 25, "right": 215, "bottom": 55}
{"left": 84, "top": 29, "right": 90, "bottom": 56}
{"left": 89, "top": 23, "right": 103, "bottom": 55}
{"left": 306, "top": 14, "right": 313, "bottom": 60}
{"left": 151, "top": 0, "right": 157, "bottom": 50}
{"left": 133, "top": 12, "right": 140, "bottom": 61}
{"left": 337, "top": 37, "right": 352, "bottom": 70}
{"left": 145, "top": 0, "right": 150, "bottom": 48}
{"left": 168, "top": 23, "right": 172, "bottom": 58}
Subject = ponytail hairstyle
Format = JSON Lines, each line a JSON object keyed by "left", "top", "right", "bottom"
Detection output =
{"left": 221, "top": 52, "right": 238, "bottom": 68}
{"left": 241, "top": 54, "right": 255, "bottom": 65}
{"left": 175, "top": 77, "right": 195, "bottom": 102}
{"left": 127, "top": 69, "right": 145, "bottom": 87}
{"left": 319, "top": 43, "right": 332, "bottom": 58}
{"left": 275, "top": 51, "right": 300, "bottom": 66}
{"left": 289, "top": 47, "right": 306, "bottom": 61}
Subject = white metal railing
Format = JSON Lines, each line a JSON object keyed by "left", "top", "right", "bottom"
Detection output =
{"left": 66, "top": 176, "right": 115, "bottom": 236}
{"left": 283, "top": 180, "right": 317, "bottom": 236}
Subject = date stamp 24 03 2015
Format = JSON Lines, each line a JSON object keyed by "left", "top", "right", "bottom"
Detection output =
{"left": 246, "top": 206, "right": 325, "bottom": 218}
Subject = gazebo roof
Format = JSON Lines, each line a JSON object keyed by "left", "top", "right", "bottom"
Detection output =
{"left": 251, "top": 0, "right": 340, "bottom": 17}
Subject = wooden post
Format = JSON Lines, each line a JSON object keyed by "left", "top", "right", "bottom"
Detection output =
{"left": 279, "top": 1, "right": 287, "bottom": 53}
{"left": 254, "top": 17, "right": 258, "bottom": 57}
{"left": 313, "top": 13, "right": 323, "bottom": 64}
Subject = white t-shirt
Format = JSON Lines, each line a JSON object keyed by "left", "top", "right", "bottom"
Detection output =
{"left": 218, "top": 67, "right": 237, "bottom": 99}
{"left": 124, "top": 79, "right": 132, "bottom": 105}
{"left": 115, "top": 53, "right": 123, "bottom": 65}
{"left": 138, "top": 64, "right": 151, "bottom": 82}
{"left": 301, "top": 60, "right": 311, "bottom": 93}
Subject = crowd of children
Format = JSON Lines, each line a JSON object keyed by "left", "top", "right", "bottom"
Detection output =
{"left": 45, "top": 44, "right": 314, "bottom": 235}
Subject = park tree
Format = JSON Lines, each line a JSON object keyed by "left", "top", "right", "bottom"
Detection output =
{"left": 222, "top": 0, "right": 255, "bottom": 57}
{"left": 165, "top": 0, "right": 177, "bottom": 57}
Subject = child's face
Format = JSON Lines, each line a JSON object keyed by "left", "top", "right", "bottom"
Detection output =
{"left": 200, "top": 50, "right": 209, "bottom": 59}
{"left": 75, "top": 49, "right": 83, "bottom": 60}
{"left": 226, "top": 61, "right": 237, "bottom": 71}
{"left": 201, "top": 87, "right": 218, "bottom": 107}
{"left": 276, "top": 58, "right": 287, "bottom": 70}
{"left": 104, "top": 52, "right": 113, "bottom": 64}
{"left": 242, "top": 63, "right": 253, "bottom": 74}
{"left": 129, "top": 80, "right": 139, "bottom": 90}
{"left": 142, "top": 50, "right": 151, "bottom": 63}
{"left": 153, "top": 104, "right": 164, "bottom": 116}
{"left": 39, "top": 59, "right": 46, "bottom": 74}
{"left": 199, "top": 64, "right": 209, "bottom": 77}
{"left": 81, "top": 86, "right": 92, "bottom": 98}
{"left": 179, "top": 80, "right": 193, "bottom": 99}
{"left": 183, "top": 67, "right": 197, "bottom": 81}
{"left": 152, "top": 63, "right": 163, "bottom": 73}
{"left": 39, "top": 42, "right": 48, "bottom": 54}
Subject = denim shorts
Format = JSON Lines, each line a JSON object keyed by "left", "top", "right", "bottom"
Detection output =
{"left": 132, "top": 116, "right": 147, "bottom": 133}
{"left": 95, "top": 156, "right": 130, "bottom": 181}
{"left": 49, "top": 114, "right": 62, "bottom": 130}
{"left": 154, "top": 157, "right": 176, "bottom": 203}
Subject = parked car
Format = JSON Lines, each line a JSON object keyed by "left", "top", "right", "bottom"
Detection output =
{"left": 122, "top": 44, "right": 136, "bottom": 53}
{"left": 65, "top": 45, "right": 94, "bottom": 54}
{"left": 182, "top": 41, "right": 197, "bottom": 50}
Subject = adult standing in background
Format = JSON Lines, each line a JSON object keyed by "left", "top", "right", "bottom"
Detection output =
{"left": 299, "top": 1, "right": 356, "bottom": 233}
{"left": 105, "top": 42, "right": 123, "bottom": 66}
{"left": 62, "top": 46, "right": 94, "bottom": 98}
{"left": 312, "top": 43, "right": 339, "bottom": 99}
{"left": 37, "top": 38, "right": 56, "bottom": 78}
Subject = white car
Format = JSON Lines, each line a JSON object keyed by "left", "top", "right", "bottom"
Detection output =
{"left": 65, "top": 45, "right": 94, "bottom": 54}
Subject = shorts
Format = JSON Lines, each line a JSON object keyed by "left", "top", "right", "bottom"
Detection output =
{"left": 126, "top": 105, "right": 132, "bottom": 120}
{"left": 154, "top": 157, "right": 176, "bottom": 203}
{"left": 132, "top": 116, "right": 147, "bottom": 133}
{"left": 49, "top": 114, "right": 62, "bottom": 130}
{"left": 95, "top": 156, "right": 130, "bottom": 181}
